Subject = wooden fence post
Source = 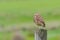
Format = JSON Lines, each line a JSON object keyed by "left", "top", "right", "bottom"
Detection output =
{"left": 35, "top": 27, "right": 47, "bottom": 40}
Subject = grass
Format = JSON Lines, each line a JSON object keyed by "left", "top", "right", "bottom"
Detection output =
{"left": 0, "top": 28, "right": 60, "bottom": 40}
{"left": 0, "top": 0, "right": 60, "bottom": 40}
{"left": 0, "top": 0, "right": 60, "bottom": 25}
{"left": 47, "top": 29, "right": 60, "bottom": 40}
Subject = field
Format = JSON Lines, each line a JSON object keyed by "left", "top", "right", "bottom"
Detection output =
{"left": 0, "top": 0, "right": 60, "bottom": 40}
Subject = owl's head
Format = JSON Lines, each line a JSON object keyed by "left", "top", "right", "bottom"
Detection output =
{"left": 34, "top": 13, "right": 41, "bottom": 18}
{"left": 34, "top": 13, "right": 40, "bottom": 16}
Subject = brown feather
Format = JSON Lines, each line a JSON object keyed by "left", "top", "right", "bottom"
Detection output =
{"left": 34, "top": 13, "right": 45, "bottom": 27}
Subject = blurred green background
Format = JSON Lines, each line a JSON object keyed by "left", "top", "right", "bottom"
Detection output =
{"left": 0, "top": 0, "right": 60, "bottom": 40}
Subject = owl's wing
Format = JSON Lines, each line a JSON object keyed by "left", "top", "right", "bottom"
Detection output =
{"left": 39, "top": 16, "right": 45, "bottom": 27}
{"left": 39, "top": 20, "right": 45, "bottom": 27}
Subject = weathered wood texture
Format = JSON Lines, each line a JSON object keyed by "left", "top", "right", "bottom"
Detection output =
{"left": 35, "top": 29, "right": 47, "bottom": 40}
